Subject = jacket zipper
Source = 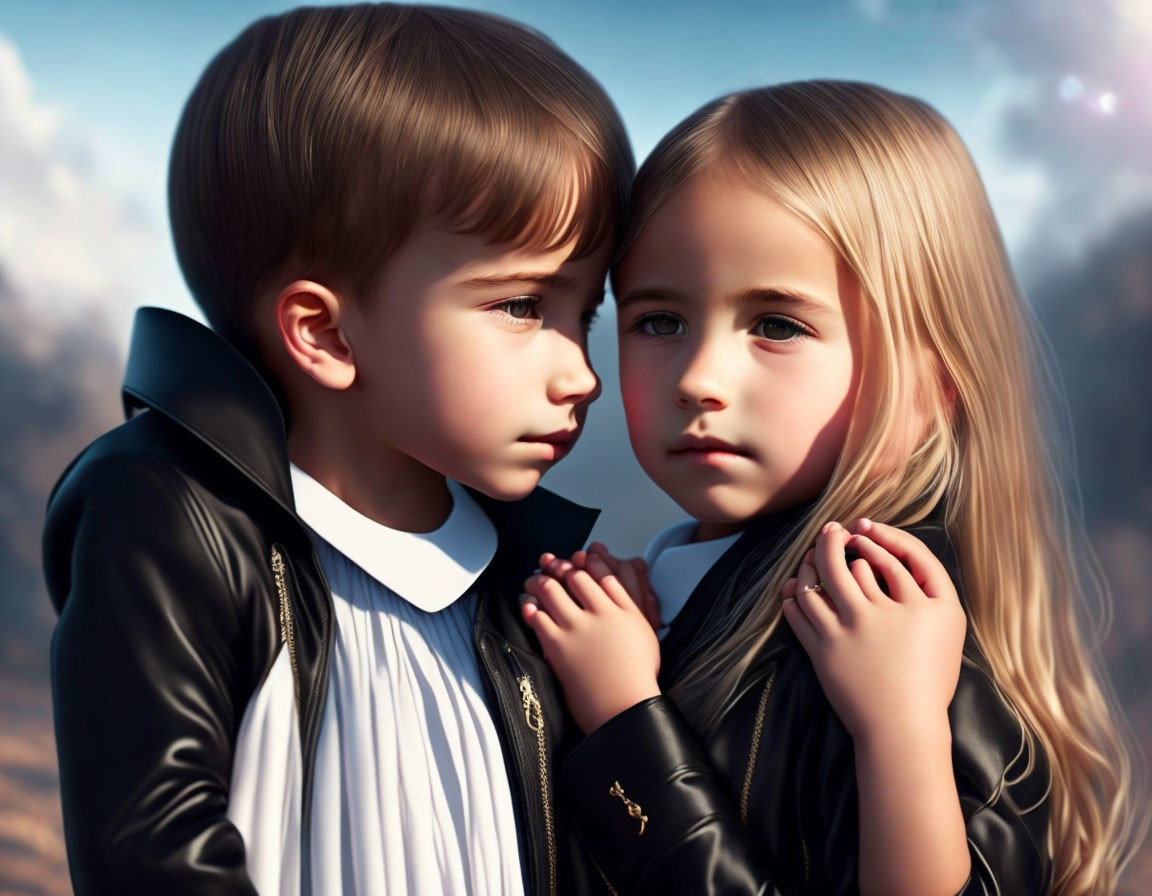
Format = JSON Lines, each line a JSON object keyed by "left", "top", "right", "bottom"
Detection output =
{"left": 270, "top": 545, "right": 301, "bottom": 719}
{"left": 740, "top": 668, "right": 775, "bottom": 824}
{"left": 505, "top": 646, "right": 557, "bottom": 896}
{"left": 741, "top": 669, "right": 808, "bottom": 887}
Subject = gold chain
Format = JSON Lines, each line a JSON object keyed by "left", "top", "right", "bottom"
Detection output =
{"left": 519, "top": 676, "right": 556, "bottom": 896}
{"left": 271, "top": 546, "right": 301, "bottom": 718}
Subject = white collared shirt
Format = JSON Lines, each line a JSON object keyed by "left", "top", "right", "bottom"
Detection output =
{"left": 227, "top": 466, "right": 524, "bottom": 896}
{"left": 644, "top": 520, "right": 741, "bottom": 639}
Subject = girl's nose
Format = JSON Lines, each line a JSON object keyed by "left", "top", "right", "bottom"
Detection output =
{"left": 673, "top": 344, "right": 731, "bottom": 410}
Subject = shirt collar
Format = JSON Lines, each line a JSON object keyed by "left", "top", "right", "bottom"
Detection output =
{"left": 644, "top": 520, "right": 741, "bottom": 637}
{"left": 290, "top": 464, "right": 497, "bottom": 612}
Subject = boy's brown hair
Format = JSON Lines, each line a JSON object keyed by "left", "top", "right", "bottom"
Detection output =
{"left": 169, "top": 3, "right": 633, "bottom": 353}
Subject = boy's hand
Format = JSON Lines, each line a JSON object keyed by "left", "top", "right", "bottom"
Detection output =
{"left": 520, "top": 553, "right": 661, "bottom": 734}
{"left": 535, "top": 544, "right": 663, "bottom": 631}
{"left": 781, "top": 519, "right": 966, "bottom": 746}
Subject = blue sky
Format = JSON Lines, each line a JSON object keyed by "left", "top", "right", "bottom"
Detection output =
{"left": 2, "top": 0, "right": 1148, "bottom": 549}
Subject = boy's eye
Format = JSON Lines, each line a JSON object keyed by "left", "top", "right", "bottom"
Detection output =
{"left": 753, "top": 314, "right": 810, "bottom": 342}
{"left": 494, "top": 296, "right": 541, "bottom": 321}
{"left": 633, "top": 313, "right": 685, "bottom": 337}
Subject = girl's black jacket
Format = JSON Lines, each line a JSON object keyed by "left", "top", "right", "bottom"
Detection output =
{"left": 42, "top": 308, "right": 601, "bottom": 896}
{"left": 562, "top": 504, "right": 1052, "bottom": 895}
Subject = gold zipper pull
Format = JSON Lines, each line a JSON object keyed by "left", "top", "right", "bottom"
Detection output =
{"left": 519, "top": 675, "right": 544, "bottom": 731}
{"left": 608, "top": 780, "right": 649, "bottom": 835}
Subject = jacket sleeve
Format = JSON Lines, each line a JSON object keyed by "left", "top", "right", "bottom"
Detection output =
{"left": 44, "top": 454, "right": 259, "bottom": 895}
{"left": 950, "top": 661, "right": 1052, "bottom": 895}
{"left": 562, "top": 669, "right": 1051, "bottom": 896}
{"left": 562, "top": 696, "right": 780, "bottom": 895}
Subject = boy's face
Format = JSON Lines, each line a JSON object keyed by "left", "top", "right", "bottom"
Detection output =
{"left": 614, "top": 176, "right": 862, "bottom": 539}
{"left": 340, "top": 227, "right": 607, "bottom": 501}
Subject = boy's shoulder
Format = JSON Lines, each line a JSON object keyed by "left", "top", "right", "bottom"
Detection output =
{"left": 43, "top": 308, "right": 299, "bottom": 616}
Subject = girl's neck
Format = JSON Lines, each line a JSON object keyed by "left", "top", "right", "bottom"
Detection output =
{"left": 693, "top": 520, "right": 748, "bottom": 542}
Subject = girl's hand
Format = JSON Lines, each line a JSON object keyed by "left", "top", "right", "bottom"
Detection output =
{"left": 781, "top": 519, "right": 966, "bottom": 746}
{"left": 521, "top": 552, "right": 661, "bottom": 734}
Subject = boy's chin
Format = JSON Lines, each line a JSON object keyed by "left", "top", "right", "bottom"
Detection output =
{"left": 457, "top": 468, "right": 544, "bottom": 503}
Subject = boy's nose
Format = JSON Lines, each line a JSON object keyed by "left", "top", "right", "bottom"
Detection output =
{"left": 548, "top": 340, "right": 600, "bottom": 405}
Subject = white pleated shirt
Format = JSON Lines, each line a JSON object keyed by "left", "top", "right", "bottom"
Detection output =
{"left": 226, "top": 466, "right": 525, "bottom": 896}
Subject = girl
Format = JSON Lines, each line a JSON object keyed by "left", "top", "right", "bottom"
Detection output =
{"left": 521, "top": 81, "right": 1143, "bottom": 895}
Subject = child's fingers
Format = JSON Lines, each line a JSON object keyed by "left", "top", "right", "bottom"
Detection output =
{"left": 794, "top": 577, "right": 837, "bottom": 636}
{"left": 565, "top": 563, "right": 621, "bottom": 613}
{"left": 524, "top": 573, "right": 582, "bottom": 627}
{"left": 520, "top": 596, "right": 563, "bottom": 646}
{"left": 538, "top": 552, "right": 580, "bottom": 581}
{"left": 846, "top": 519, "right": 953, "bottom": 598}
{"left": 813, "top": 523, "right": 866, "bottom": 621}
{"left": 844, "top": 534, "right": 921, "bottom": 602}
{"left": 586, "top": 542, "right": 620, "bottom": 573}
{"left": 783, "top": 597, "right": 820, "bottom": 652}
{"left": 848, "top": 557, "right": 886, "bottom": 602}
{"left": 626, "top": 558, "right": 663, "bottom": 630}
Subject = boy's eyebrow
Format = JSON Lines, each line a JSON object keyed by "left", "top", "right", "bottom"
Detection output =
{"left": 460, "top": 271, "right": 577, "bottom": 290}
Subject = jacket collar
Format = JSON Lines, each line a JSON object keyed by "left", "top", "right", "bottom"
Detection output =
{"left": 122, "top": 307, "right": 296, "bottom": 514}
{"left": 470, "top": 485, "right": 600, "bottom": 587}
{"left": 122, "top": 307, "right": 600, "bottom": 561}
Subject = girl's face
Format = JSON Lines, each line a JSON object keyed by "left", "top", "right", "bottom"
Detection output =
{"left": 615, "top": 176, "right": 863, "bottom": 540}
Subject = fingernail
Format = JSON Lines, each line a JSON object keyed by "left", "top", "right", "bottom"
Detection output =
{"left": 519, "top": 593, "right": 539, "bottom": 607}
{"left": 857, "top": 518, "right": 872, "bottom": 531}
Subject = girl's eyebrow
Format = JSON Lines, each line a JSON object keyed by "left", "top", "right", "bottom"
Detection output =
{"left": 730, "top": 287, "right": 832, "bottom": 316}
{"left": 615, "top": 286, "right": 683, "bottom": 309}
{"left": 617, "top": 285, "right": 831, "bottom": 316}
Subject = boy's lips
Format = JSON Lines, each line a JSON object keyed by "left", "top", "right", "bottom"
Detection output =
{"left": 519, "top": 428, "right": 580, "bottom": 460}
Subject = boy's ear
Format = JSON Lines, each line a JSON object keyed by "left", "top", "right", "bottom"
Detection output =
{"left": 274, "top": 280, "right": 356, "bottom": 390}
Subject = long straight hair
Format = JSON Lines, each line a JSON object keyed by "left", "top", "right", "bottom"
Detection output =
{"left": 617, "top": 81, "right": 1145, "bottom": 895}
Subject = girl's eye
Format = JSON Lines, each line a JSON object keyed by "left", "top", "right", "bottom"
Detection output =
{"left": 633, "top": 313, "right": 685, "bottom": 337}
{"left": 493, "top": 296, "right": 541, "bottom": 321}
{"left": 753, "top": 314, "right": 811, "bottom": 342}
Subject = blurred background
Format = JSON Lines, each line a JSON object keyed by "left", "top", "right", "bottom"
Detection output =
{"left": 0, "top": 0, "right": 1148, "bottom": 892}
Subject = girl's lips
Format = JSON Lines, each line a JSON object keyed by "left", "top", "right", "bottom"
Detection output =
{"left": 669, "top": 435, "right": 751, "bottom": 457}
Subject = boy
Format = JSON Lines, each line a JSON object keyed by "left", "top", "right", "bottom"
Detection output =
{"left": 42, "top": 5, "right": 632, "bottom": 894}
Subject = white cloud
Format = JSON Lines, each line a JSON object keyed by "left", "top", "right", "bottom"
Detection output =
{"left": 0, "top": 34, "right": 165, "bottom": 356}
{"left": 958, "top": 0, "right": 1152, "bottom": 269}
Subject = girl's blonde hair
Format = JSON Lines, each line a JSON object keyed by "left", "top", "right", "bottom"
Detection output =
{"left": 619, "top": 81, "right": 1145, "bottom": 894}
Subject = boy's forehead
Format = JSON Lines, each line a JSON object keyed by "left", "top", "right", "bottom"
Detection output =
{"left": 395, "top": 224, "right": 611, "bottom": 286}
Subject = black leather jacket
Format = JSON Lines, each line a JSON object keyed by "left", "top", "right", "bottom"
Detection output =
{"left": 561, "top": 505, "right": 1052, "bottom": 895}
{"left": 43, "top": 307, "right": 599, "bottom": 896}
